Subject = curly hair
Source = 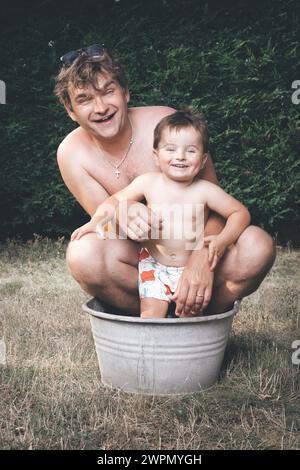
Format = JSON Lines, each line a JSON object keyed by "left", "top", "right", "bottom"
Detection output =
{"left": 54, "top": 50, "right": 128, "bottom": 109}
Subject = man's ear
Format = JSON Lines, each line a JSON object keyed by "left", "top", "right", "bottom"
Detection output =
{"left": 64, "top": 103, "right": 77, "bottom": 123}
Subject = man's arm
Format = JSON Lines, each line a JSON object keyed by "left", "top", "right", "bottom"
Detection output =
{"left": 201, "top": 153, "right": 226, "bottom": 235}
{"left": 201, "top": 153, "right": 219, "bottom": 185}
{"left": 57, "top": 141, "right": 110, "bottom": 216}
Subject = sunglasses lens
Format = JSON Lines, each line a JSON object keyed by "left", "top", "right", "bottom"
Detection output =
{"left": 60, "top": 43, "right": 106, "bottom": 67}
{"left": 61, "top": 50, "right": 79, "bottom": 66}
{"left": 86, "top": 43, "right": 106, "bottom": 56}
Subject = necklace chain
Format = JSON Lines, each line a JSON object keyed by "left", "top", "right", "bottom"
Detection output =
{"left": 95, "top": 120, "right": 133, "bottom": 179}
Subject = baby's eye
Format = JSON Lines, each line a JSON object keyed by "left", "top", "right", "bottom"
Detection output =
{"left": 166, "top": 147, "right": 175, "bottom": 152}
{"left": 187, "top": 149, "right": 196, "bottom": 153}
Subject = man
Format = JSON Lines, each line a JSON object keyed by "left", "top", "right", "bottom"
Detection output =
{"left": 54, "top": 44, "right": 276, "bottom": 317}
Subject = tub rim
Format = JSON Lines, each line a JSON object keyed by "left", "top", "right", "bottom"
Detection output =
{"left": 83, "top": 298, "right": 240, "bottom": 324}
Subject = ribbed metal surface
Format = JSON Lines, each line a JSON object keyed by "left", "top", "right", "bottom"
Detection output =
{"left": 92, "top": 330, "right": 228, "bottom": 360}
{"left": 85, "top": 301, "right": 238, "bottom": 395}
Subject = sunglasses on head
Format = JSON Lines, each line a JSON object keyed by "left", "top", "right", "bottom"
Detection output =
{"left": 60, "top": 43, "right": 106, "bottom": 67}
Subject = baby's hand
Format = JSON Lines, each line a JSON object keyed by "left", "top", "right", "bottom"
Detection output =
{"left": 71, "top": 220, "right": 97, "bottom": 241}
{"left": 203, "top": 235, "right": 227, "bottom": 271}
{"left": 71, "top": 218, "right": 107, "bottom": 241}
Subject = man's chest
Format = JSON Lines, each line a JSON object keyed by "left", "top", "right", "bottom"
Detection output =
{"left": 85, "top": 148, "right": 157, "bottom": 194}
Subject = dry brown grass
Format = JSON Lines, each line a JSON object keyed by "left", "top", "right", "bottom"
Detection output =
{"left": 0, "top": 236, "right": 299, "bottom": 450}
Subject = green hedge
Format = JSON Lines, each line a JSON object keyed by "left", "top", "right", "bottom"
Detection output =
{"left": 1, "top": 0, "right": 299, "bottom": 244}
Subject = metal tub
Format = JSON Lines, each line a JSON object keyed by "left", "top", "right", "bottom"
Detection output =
{"left": 83, "top": 299, "right": 239, "bottom": 395}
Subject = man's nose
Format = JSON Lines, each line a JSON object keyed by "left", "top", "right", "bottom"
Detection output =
{"left": 93, "top": 96, "right": 108, "bottom": 114}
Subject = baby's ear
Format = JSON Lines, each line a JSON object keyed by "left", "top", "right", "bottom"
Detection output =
{"left": 201, "top": 153, "right": 209, "bottom": 169}
{"left": 153, "top": 149, "right": 160, "bottom": 166}
{"left": 124, "top": 87, "right": 130, "bottom": 104}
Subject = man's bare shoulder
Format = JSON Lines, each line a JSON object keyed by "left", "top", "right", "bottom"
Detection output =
{"left": 130, "top": 106, "right": 175, "bottom": 127}
{"left": 57, "top": 127, "right": 89, "bottom": 167}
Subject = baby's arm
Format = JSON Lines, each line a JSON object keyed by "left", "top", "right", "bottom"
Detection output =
{"left": 111, "top": 173, "right": 161, "bottom": 241}
{"left": 202, "top": 181, "right": 251, "bottom": 269}
{"left": 71, "top": 173, "right": 157, "bottom": 241}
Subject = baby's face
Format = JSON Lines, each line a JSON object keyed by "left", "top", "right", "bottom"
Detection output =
{"left": 154, "top": 126, "right": 208, "bottom": 183}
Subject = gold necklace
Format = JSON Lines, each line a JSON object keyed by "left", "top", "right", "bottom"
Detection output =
{"left": 95, "top": 121, "right": 133, "bottom": 179}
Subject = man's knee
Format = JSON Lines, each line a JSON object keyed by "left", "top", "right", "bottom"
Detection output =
{"left": 240, "top": 226, "right": 276, "bottom": 264}
{"left": 237, "top": 225, "right": 276, "bottom": 279}
{"left": 212, "top": 226, "right": 276, "bottom": 303}
{"left": 66, "top": 235, "right": 139, "bottom": 287}
{"left": 66, "top": 236, "right": 106, "bottom": 285}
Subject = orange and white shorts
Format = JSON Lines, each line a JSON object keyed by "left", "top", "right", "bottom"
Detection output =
{"left": 138, "top": 248, "right": 184, "bottom": 302}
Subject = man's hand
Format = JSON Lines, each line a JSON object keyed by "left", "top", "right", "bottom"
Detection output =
{"left": 171, "top": 247, "right": 213, "bottom": 316}
{"left": 117, "top": 200, "right": 162, "bottom": 242}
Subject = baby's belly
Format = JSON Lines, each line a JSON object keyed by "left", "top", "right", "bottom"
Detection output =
{"left": 145, "top": 203, "right": 204, "bottom": 266}
{"left": 143, "top": 239, "right": 199, "bottom": 267}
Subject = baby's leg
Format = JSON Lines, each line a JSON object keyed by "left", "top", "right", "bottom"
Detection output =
{"left": 140, "top": 298, "right": 169, "bottom": 319}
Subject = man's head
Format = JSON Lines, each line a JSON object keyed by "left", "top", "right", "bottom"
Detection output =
{"left": 153, "top": 109, "right": 209, "bottom": 182}
{"left": 54, "top": 46, "right": 128, "bottom": 109}
{"left": 54, "top": 46, "right": 130, "bottom": 139}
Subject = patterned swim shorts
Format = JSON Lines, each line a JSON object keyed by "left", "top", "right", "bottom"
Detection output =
{"left": 138, "top": 247, "right": 184, "bottom": 302}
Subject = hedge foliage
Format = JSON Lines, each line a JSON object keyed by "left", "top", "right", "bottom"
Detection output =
{"left": 0, "top": 0, "right": 299, "bottom": 244}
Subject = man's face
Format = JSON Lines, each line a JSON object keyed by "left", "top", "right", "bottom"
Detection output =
{"left": 66, "top": 72, "right": 130, "bottom": 140}
{"left": 153, "top": 126, "right": 208, "bottom": 183}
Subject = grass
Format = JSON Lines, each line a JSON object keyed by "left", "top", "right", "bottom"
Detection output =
{"left": 0, "top": 236, "right": 299, "bottom": 450}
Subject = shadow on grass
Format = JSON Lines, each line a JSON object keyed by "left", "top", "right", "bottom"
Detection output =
{"left": 219, "top": 330, "right": 295, "bottom": 380}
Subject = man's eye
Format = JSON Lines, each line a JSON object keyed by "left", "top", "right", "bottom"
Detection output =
{"left": 106, "top": 88, "right": 115, "bottom": 95}
{"left": 78, "top": 97, "right": 91, "bottom": 104}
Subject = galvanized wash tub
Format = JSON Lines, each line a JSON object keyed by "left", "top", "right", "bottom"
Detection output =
{"left": 83, "top": 299, "right": 239, "bottom": 395}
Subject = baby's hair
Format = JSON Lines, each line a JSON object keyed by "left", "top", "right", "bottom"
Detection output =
{"left": 153, "top": 107, "right": 209, "bottom": 153}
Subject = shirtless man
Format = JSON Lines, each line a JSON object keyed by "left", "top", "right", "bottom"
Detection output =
{"left": 54, "top": 44, "right": 276, "bottom": 317}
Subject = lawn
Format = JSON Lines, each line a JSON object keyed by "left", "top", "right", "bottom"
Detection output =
{"left": 0, "top": 236, "right": 299, "bottom": 449}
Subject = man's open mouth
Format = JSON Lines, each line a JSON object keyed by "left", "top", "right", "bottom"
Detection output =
{"left": 93, "top": 112, "right": 116, "bottom": 124}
